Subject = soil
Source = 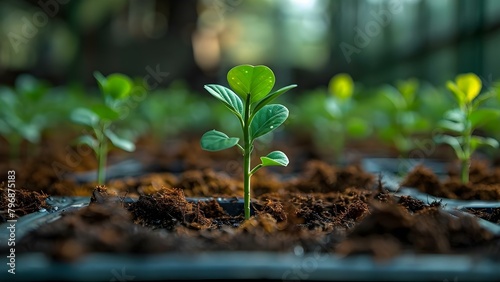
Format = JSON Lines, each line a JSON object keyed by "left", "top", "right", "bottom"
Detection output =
{"left": 465, "top": 208, "right": 500, "bottom": 224}
{"left": 11, "top": 167, "right": 500, "bottom": 262}
{"left": 1, "top": 136, "right": 499, "bottom": 264}
{"left": 401, "top": 162, "right": 500, "bottom": 200}
{"left": 0, "top": 185, "right": 49, "bottom": 222}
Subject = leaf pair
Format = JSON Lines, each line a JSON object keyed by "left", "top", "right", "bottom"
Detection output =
{"left": 435, "top": 135, "right": 498, "bottom": 160}
{"left": 75, "top": 128, "right": 135, "bottom": 153}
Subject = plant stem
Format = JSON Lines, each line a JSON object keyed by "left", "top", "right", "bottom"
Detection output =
{"left": 460, "top": 158, "right": 470, "bottom": 184}
{"left": 461, "top": 107, "right": 472, "bottom": 184}
{"left": 97, "top": 125, "right": 107, "bottom": 185}
{"left": 243, "top": 95, "right": 252, "bottom": 220}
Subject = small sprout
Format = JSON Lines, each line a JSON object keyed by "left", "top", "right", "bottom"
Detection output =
{"left": 436, "top": 73, "right": 500, "bottom": 183}
{"left": 200, "top": 64, "right": 297, "bottom": 219}
{"left": 0, "top": 74, "right": 51, "bottom": 161}
{"left": 71, "top": 72, "right": 138, "bottom": 185}
{"left": 379, "top": 78, "right": 429, "bottom": 156}
{"left": 325, "top": 73, "right": 370, "bottom": 162}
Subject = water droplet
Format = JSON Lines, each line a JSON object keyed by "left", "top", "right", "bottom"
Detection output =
{"left": 53, "top": 206, "right": 59, "bottom": 211}
{"left": 270, "top": 126, "right": 274, "bottom": 129}
{"left": 294, "top": 245, "right": 304, "bottom": 256}
{"left": 39, "top": 208, "right": 47, "bottom": 213}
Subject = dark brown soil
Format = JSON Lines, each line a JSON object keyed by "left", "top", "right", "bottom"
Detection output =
{"left": 401, "top": 162, "right": 500, "bottom": 200}
{"left": 2, "top": 136, "right": 499, "bottom": 264}
{"left": 12, "top": 182, "right": 499, "bottom": 262}
{"left": 0, "top": 184, "right": 49, "bottom": 222}
{"left": 465, "top": 208, "right": 500, "bottom": 224}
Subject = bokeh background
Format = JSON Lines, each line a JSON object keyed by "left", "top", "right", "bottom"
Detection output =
{"left": 2, "top": 0, "right": 500, "bottom": 89}
{"left": 2, "top": 0, "right": 500, "bottom": 165}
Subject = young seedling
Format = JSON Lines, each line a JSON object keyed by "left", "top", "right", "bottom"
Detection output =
{"left": 380, "top": 78, "right": 430, "bottom": 156}
{"left": 200, "top": 64, "right": 296, "bottom": 219}
{"left": 437, "top": 73, "right": 500, "bottom": 183}
{"left": 71, "top": 72, "right": 137, "bottom": 185}
{"left": 326, "top": 73, "right": 370, "bottom": 162}
{"left": 0, "top": 75, "right": 51, "bottom": 161}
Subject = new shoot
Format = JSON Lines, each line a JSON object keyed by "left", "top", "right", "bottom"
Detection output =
{"left": 200, "top": 64, "right": 297, "bottom": 219}
{"left": 437, "top": 73, "right": 500, "bottom": 183}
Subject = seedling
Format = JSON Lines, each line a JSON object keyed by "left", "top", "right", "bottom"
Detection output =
{"left": 379, "top": 78, "right": 430, "bottom": 156}
{"left": 0, "top": 75, "right": 51, "bottom": 160}
{"left": 325, "top": 73, "right": 370, "bottom": 162}
{"left": 71, "top": 72, "right": 137, "bottom": 185}
{"left": 200, "top": 64, "right": 296, "bottom": 219}
{"left": 436, "top": 73, "right": 500, "bottom": 183}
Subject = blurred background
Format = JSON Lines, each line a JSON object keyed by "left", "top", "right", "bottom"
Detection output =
{"left": 1, "top": 0, "right": 500, "bottom": 89}
{"left": 2, "top": 0, "right": 500, "bottom": 166}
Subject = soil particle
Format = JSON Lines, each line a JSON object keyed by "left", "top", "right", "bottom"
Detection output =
{"left": 465, "top": 208, "right": 500, "bottom": 224}
{"left": 128, "top": 187, "right": 212, "bottom": 230}
{"left": 0, "top": 185, "right": 49, "bottom": 221}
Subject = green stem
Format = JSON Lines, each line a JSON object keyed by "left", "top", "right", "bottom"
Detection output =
{"left": 97, "top": 125, "right": 107, "bottom": 185}
{"left": 460, "top": 158, "right": 470, "bottom": 184}
{"left": 243, "top": 95, "right": 252, "bottom": 220}
{"left": 461, "top": 107, "right": 472, "bottom": 184}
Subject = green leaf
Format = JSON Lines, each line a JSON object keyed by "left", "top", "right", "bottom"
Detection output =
{"left": 470, "top": 136, "right": 499, "bottom": 151}
{"left": 446, "top": 81, "right": 465, "bottom": 107}
{"left": 95, "top": 72, "right": 132, "bottom": 100}
{"left": 472, "top": 91, "right": 497, "bottom": 109}
{"left": 396, "top": 78, "right": 419, "bottom": 106}
{"left": 200, "top": 130, "right": 240, "bottom": 151}
{"left": 0, "top": 87, "right": 17, "bottom": 110}
{"left": 329, "top": 73, "right": 354, "bottom": 100}
{"left": 444, "top": 109, "right": 465, "bottom": 123}
{"left": 71, "top": 108, "right": 99, "bottom": 127}
{"left": 438, "top": 120, "right": 464, "bottom": 133}
{"left": 456, "top": 73, "right": 481, "bottom": 103}
{"left": 94, "top": 71, "right": 106, "bottom": 88}
{"left": 104, "top": 129, "right": 136, "bottom": 152}
{"left": 346, "top": 117, "right": 371, "bottom": 138}
{"left": 90, "top": 104, "right": 120, "bottom": 121}
{"left": 227, "top": 65, "right": 275, "bottom": 103}
{"left": 260, "top": 151, "right": 289, "bottom": 167}
{"left": 253, "top": 84, "right": 297, "bottom": 114}
{"left": 434, "top": 135, "right": 465, "bottom": 159}
{"left": 19, "top": 124, "right": 40, "bottom": 144}
{"left": 250, "top": 104, "right": 289, "bottom": 140}
{"left": 383, "top": 88, "right": 405, "bottom": 110}
{"left": 74, "top": 135, "right": 98, "bottom": 153}
{"left": 470, "top": 108, "right": 500, "bottom": 128}
{"left": 204, "top": 85, "right": 243, "bottom": 117}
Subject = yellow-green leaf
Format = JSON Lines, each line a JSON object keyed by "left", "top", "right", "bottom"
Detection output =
{"left": 328, "top": 73, "right": 353, "bottom": 100}
{"left": 456, "top": 73, "right": 482, "bottom": 103}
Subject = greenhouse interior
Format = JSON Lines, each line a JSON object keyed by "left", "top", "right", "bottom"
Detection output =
{"left": 1, "top": 0, "right": 500, "bottom": 281}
